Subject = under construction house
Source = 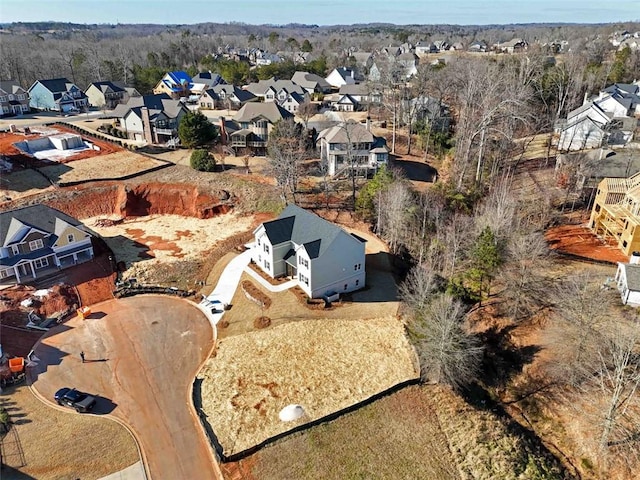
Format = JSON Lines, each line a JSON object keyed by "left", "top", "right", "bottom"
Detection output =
{"left": 590, "top": 172, "right": 640, "bottom": 255}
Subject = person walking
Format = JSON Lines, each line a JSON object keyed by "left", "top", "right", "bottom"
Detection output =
{"left": 80, "top": 351, "right": 85, "bottom": 363}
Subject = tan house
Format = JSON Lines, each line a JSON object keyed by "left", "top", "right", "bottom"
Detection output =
{"left": 589, "top": 172, "right": 640, "bottom": 255}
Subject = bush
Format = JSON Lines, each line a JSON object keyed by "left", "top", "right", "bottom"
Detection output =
{"left": 190, "top": 149, "right": 217, "bottom": 172}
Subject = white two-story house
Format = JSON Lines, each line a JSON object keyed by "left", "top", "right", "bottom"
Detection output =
{"left": 0, "top": 205, "right": 94, "bottom": 284}
{"left": 251, "top": 204, "right": 366, "bottom": 299}
{"left": 318, "top": 120, "right": 389, "bottom": 177}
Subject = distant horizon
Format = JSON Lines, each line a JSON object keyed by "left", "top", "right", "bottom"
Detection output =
{"left": 1, "top": 0, "right": 638, "bottom": 27}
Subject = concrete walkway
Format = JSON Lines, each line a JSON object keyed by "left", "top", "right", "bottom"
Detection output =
{"left": 201, "top": 249, "right": 253, "bottom": 325}
{"left": 244, "top": 265, "right": 298, "bottom": 292}
{"left": 98, "top": 461, "right": 146, "bottom": 480}
{"left": 200, "top": 247, "right": 297, "bottom": 324}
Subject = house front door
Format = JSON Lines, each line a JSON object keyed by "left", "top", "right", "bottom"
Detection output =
{"left": 285, "top": 263, "right": 297, "bottom": 278}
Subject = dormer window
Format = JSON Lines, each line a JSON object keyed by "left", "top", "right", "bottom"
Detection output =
{"left": 67, "top": 234, "right": 75, "bottom": 242}
{"left": 29, "top": 239, "right": 44, "bottom": 251}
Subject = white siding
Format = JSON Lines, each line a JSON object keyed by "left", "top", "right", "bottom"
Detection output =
{"left": 309, "top": 232, "right": 366, "bottom": 298}
{"left": 626, "top": 290, "right": 640, "bottom": 306}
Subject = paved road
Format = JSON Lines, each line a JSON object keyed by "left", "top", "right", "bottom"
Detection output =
{"left": 0, "top": 110, "right": 106, "bottom": 129}
{"left": 29, "top": 295, "right": 223, "bottom": 480}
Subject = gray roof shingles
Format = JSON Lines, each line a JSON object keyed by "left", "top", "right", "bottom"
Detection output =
{"left": 261, "top": 205, "right": 355, "bottom": 259}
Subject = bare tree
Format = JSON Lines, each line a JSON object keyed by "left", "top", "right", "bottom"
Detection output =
{"left": 297, "top": 99, "right": 316, "bottom": 130}
{"left": 594, "top": 321, "right": 640, "bottom": 462}
{"left": 406, "top": 293, "right": 483, "bottom": 390}
{"left": 499, "top": 229, "right": 550, "bottom": 321}
{"left": 376, "top": 180, "right": 413, "bottom": 255}
{"left": 267, "top": 118, "right": 307, "bottom": 204}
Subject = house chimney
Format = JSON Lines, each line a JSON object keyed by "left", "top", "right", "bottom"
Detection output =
{"left": 366, "top": 116, "right": 371, "bottom": 132}
{"left": 630, "top": 252, "right": 640, "bottom": 264}
{"left": 219, "top": 116, "right": 227, "bottom": 145}
{"left": 141, "top": 107, "right": 154, "bottom": 145}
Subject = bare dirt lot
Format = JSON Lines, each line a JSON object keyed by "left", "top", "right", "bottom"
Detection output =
{"left": 85, "top": 212, "right": 255, "bottom": 283}
{"left": 545, "top": 223, "right": 629, "bottom": 263}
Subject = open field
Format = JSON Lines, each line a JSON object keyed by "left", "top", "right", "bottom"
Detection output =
{"left": 0, "top": 383, "right": 139, "bottom": 480}
{"left": 199, "top": 316, "right": 418, "bottom": 457}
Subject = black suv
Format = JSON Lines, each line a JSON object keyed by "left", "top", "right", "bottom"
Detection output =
{"left": 54, "top": 387, "right": 97, "bottom": 413}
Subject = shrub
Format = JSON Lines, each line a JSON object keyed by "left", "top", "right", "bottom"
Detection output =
{"left": 190, "top": 149, "right": 217, "bottom": 172}
{"left": 253, "top": 316, "right": 271, "bottom": 329}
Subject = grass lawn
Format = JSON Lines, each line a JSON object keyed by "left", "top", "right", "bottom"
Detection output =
{"left": 0, "top": 383, "right": 139, "bottom": 479}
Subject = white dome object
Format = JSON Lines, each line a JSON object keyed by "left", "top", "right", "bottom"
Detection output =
{"left": 278, "top": 404, "right": 305, "bottom": 422}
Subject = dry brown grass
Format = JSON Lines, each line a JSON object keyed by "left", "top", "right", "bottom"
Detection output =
{"left": 233, "top": 384, "right": 566, "bottom": 480}
{"left": 199, "top": 317, "right": 418, "bottom": 457}
{"left": 245, "top": 384, "right": 460, "bottom": 480}
{"left": 218, "top": 267, "right": 399, "bottom": 339}
{"left": 0, "top": 383, "right": 139, "bottom": 479}
{"left": 40, "top": 150, "right": 167, "bottom": 184}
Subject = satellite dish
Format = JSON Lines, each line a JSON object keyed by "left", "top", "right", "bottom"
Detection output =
{"left": 279, "top": 404, "right": 305, "bottom": 422}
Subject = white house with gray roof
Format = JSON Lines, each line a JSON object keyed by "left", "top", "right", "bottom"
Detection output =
{"left": 251, "top": 204, "right": 366, "bottom": 298}
{"left": 0, "top": 204, "right": 94, "bottom": 285}
{"left": 615, "top": 253, "right": 640, "bottom": 306}
{"left": 318, "top": 120, "right": 389, "bottom": 177}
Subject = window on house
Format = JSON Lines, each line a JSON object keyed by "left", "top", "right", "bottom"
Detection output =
{"left": 265, "top": 261, "right": 270, "bottom": 270}
{"left": 354, "top": 264, "right": 358, "bottom": 270}
{"left": 264, "top": 244, "right": 269, "bottom": 254}
{"left": 344, "top": 284, "right": 348, "bottom": 290}
{"left": 34, "top": 257, "right": 49, "bottom": 269}
{"left": 29, "top": 239, "right": 44, "bottom": 251}
{"left": 623, "top": 240, "right": 628, "bottom": 248}
{"left": 356, "top": 279, "right": 359, "bottom": 286}
{"left": 11, "top": 245, "right": 19, "bottom": 256}
{"left": 595, "top": 204, "right": 601, "bottom": 213}
{"left": 0, "top": 269, "right": 9, "bottom": 279}
{"left": 67, "top": 234, "right": 75, "bottom": 243}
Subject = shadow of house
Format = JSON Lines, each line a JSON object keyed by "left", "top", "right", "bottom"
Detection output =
{"left": 27, "top": 331, "right": 73, "bottom": 382}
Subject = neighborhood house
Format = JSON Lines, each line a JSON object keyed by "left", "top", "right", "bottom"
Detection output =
{"left": 615, "top": 252, "right": 640, "bottom": 306}
{"left": 0, "top": 204, "right": 94, "bottom": 284}
{"left": 251, "top": 204, "right": 366, "bottom": 298}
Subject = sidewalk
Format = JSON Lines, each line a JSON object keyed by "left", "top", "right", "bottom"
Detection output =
{"left": 244, "top": 265, "right": 297, "bottom": 292}
{"left": 200, "top": 247, "right": 297, "bottom": 325}
{"left": 200, "top": 249, "right": 253, "bottom": 325}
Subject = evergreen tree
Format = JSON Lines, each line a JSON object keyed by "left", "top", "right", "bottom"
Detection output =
{"left": 178, "top": 111, "right": 218, "bottom": 148}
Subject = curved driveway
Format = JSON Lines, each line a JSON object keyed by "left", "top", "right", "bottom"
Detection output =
{"left": 29, "top": 295, "right": 222, "bottom": 480}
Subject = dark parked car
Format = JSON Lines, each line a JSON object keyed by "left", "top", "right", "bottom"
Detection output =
{"left": 54, "top": 387, "right": 97, "bottom": 413}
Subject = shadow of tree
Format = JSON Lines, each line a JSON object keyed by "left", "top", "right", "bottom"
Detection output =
{"left": 477, "top": 323, "right": 541, "bottom": 389}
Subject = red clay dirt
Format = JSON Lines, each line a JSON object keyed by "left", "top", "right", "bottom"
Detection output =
{"left": 0, "top": 125, "right": 122, "bottom": 169}
{"left": 45, "top": 182, "right": 232, "bottom": 220}
{"left": 545, "top": 224, "right": 629, "bottom": 264}
{"left": 29, "top": 295, "right": 223, "bottom": 480}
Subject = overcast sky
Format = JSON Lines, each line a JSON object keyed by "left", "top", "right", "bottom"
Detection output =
{"left": 0, "top": 0, "right": 638, "bottom": 25}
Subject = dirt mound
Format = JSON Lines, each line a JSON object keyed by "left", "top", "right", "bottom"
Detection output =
{"left": 43, "top": 182, "right": 233, "bottom": 220}
{"left": 0, "top": 284, "right": 78, "bottom": 326}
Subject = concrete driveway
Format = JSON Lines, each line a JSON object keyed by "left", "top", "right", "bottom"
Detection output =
{"left": 29, "top": 295, "right": 222, "bottom": 480}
